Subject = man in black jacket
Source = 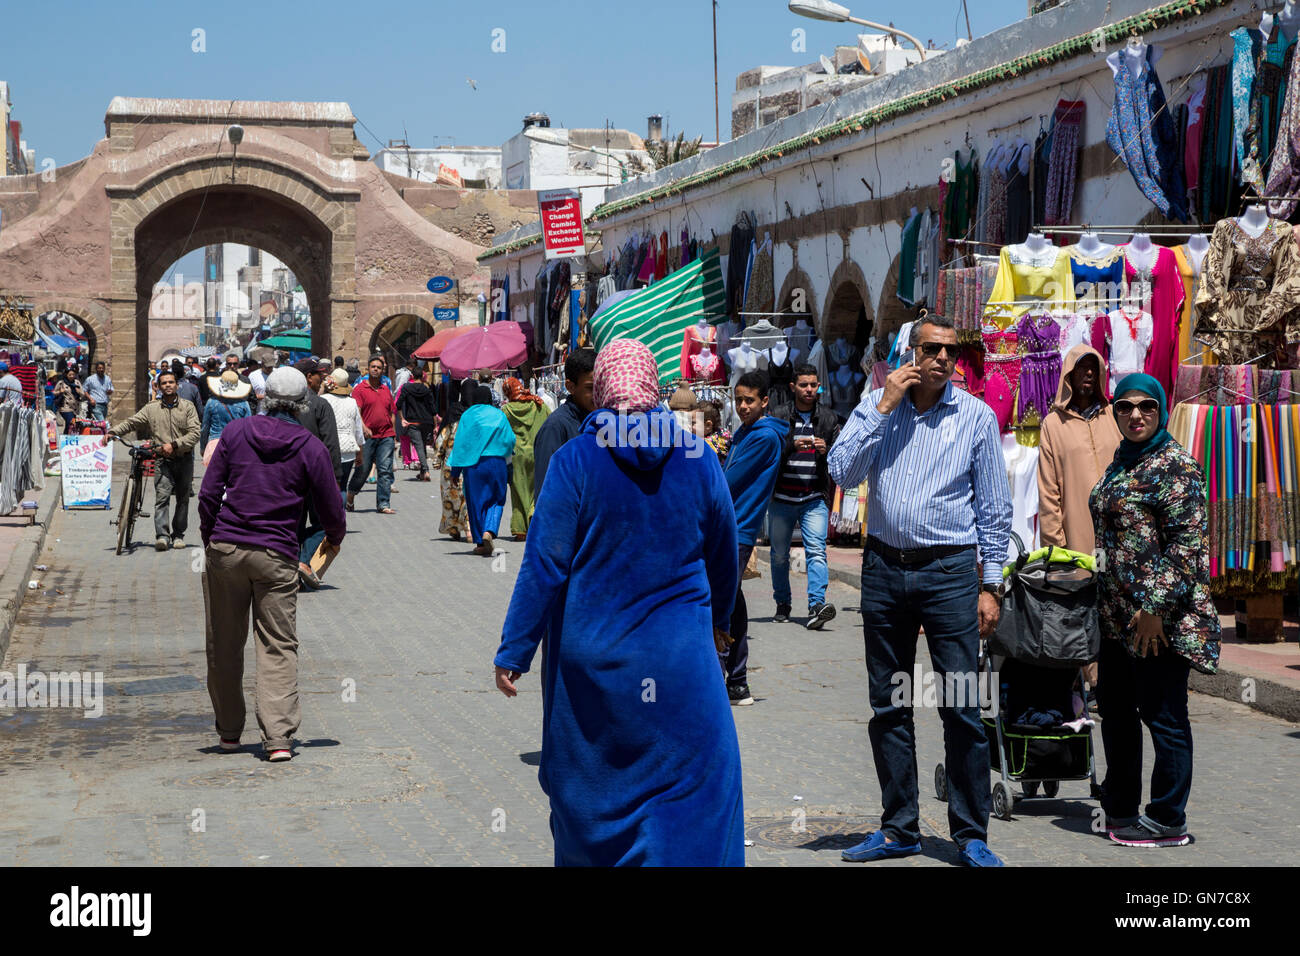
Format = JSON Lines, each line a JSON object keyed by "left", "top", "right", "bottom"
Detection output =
{"left": 396, "top": 364, "right": 438, "bottom": 480}
{"left": 532, "top": 349, "right": 596, "bottom": 496}
{"left": 293, "top": 358, "right": 343, "bottom": 588}
{"left": 769, "top": 363, "right": 841, "bottom": 630}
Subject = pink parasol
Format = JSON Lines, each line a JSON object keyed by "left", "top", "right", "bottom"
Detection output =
{"left": 438, "top": 322, "right": 529, "bottom": 377}
{"left": 413, "top": 324, "right": 479, "bottom": 360}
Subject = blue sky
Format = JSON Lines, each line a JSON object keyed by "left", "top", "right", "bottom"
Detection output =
{"left": 3, "top": 0, "right": 1030, "bottom": 276}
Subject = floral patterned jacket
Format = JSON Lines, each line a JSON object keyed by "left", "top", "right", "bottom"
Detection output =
{"left": 1089, "top": 440, "right": 1221, "bottom": 674}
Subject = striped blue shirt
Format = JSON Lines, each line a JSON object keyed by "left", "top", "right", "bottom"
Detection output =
{"left": 827, "top": 381, "right": 1011, "bottom": 585}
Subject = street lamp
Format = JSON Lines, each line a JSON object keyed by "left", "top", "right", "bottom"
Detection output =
{"left": 788, "top": 0, "right": 927, "bottom": 60}
{"left": 227, "top": 124, "right": 244, "bottom": 182}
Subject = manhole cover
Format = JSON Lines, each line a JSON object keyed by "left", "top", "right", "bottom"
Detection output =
{"left": 745, "top": 816, "right": 874, "bottom": 850}
{"left": 117, "top": 675, "right": 203, "bottom": 696}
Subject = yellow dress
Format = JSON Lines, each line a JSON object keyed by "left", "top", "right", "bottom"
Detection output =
{"left": 984, "top": 244, "right": 1077, "bottom": 329}
{"left": 1173, "top": 244, "right": 1217, "bottom": 366}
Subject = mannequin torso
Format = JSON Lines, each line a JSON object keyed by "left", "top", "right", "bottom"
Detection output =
{"left": 1125, "top": 233, "right": 1158, "bottom": 271}
{"left": 1074, "top": 232, "right": 1115, "bottom": 259}
{"left": 1238, "top": 204, "right": 1270, "bottom": 238}
{"left": 1107, "top": 38, "right": 1160, "bottom": 81}
{"left": 1021, "top": 232, "right": 1052, "bottom": 256}
{"left": 1184, "top": 233, "right": 1210, "bottom": 274}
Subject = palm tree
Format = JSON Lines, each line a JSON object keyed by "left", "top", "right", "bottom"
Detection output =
{"left": 647, "top": 132, "right": 704, "bottom": 170}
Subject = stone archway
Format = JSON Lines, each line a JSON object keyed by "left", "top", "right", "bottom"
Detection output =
{"left": 117, "top": 158, "right": 350, "bottom": 408}
{"left": 776, "top": 265, "right": 819, "bottom": 328}
{"left": 31, "top": 298, "right": 109, "bottom": 369}
{"left": 821, "top": 257, "right": 874, "bottom": 352}
{"left": 368, "top": 313, "right": 436, "bottom": 371}
{"left": 0, "top": 98, "right": 488, "bottom": 416}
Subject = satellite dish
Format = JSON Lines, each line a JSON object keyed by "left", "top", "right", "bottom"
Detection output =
{"left": 819, "top": 54, "right": 836, "bottom": 74}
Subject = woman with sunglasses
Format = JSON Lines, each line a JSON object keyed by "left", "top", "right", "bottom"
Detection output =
{"left": 1088, "top": 373, "right": 1220, "bottom": 848}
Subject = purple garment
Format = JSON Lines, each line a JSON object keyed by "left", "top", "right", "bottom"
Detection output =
{"left": 1016, "top": 312, "right": 1064, "bottom": 422}
{"left": 199, "top": 415, "right": 346, "bottom": 562}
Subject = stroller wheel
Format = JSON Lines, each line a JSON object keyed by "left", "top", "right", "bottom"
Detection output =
{"left": 1043, "top": 780, "right": 1060, "bottom": 798}
{"left": 1022, "top": 781, "right": 1039, "bottom": 798}
{"left": 992, "top": 782, "right": 1013, "bottom": 821}
{"left": 934, "top": 763, "right": 948, "bottom": 802}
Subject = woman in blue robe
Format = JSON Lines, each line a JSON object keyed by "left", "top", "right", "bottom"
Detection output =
{"left": 493, "top": 339, "right": 743, "bottom": 866}
{"left": 449, "top": 386, "right": 515, "bottom": 556}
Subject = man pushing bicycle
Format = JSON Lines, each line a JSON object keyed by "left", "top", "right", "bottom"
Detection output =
{"left": 109, "top": 368, "right": 201, "bottom": 551}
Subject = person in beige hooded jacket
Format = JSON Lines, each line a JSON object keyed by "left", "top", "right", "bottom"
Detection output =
{"left": 1037, "top": 344, "right": 1122, "bottom": 558}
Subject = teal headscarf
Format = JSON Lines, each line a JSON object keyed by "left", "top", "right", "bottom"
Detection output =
{"left": 1111, "top": 373, "right": 1172, "bottom": 469}
{"left": 448, "top": 403, "right": 516, "bottom": 468}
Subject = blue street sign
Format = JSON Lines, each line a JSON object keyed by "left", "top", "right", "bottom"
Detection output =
{"left": 426, "top": 276, "right": 454, "bottom": 294}
{"left": 433, "top": 307, "right": 459, "bottom": 322}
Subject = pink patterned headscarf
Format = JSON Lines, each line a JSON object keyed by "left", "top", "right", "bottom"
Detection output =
{"left": 593, "top": 339, "right": 660, "bottom": 412}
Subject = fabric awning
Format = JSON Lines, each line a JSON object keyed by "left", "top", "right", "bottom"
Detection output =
{"left": 588, "top": 248, "right": 725, "bottom": 384}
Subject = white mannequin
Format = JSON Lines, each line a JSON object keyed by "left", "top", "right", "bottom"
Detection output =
{"left": 1021, "top": 232, "right": 1052, "bottom": 256}
{"left": 1185, "top": 232, "right": 1210, "bottom": 274}
{"left": 1125, "top": 232, "right": 1157, "bottom": 270}
{"left": 728, "top": 341, "right": 759, "bottom": 371}
{"left": 1260, "top": 2, "right": 1300, "bottom": 42}
{"left": 1238, "top": 204, "right": 1270, "bottom": 238}
{"left": 695, "top": 318, "right": 710, "bottom": 339}
{"left": 1074, "top": 231, "right": 1115, "bottom": 259}
{"left": 768, "top": 341, "right": 789, "bottom": 366}
{"left": 1107, "top": 37, "right": 1161, "bottom": 81}
{"left": 698, "top": 345, "right": 714, "bottom": 362}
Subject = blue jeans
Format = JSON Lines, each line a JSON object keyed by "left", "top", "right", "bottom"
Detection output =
{"left": 860, "top": 545, "right": 990, "bottom": 846}
{"left": 768, "top": 497, "right": 829, "bottom": 611}
{"left": 1097, "top": 637, "right": 1193, "bottom": 829}
{"left": 347, "top": 436, "right": 394, "bottom": 510}
{"left": 91, "top": 402, "right": 108, "bottom": 421}
{"left": 720, "top": 544, "right": 754, "bottom": 687}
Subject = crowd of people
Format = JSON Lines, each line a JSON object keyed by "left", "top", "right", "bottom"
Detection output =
{"left": 492, "top": 314, "right": 1218, "bottom": 867}
{"left": 83, "top": 310, "right": 1219, "bottom": 864}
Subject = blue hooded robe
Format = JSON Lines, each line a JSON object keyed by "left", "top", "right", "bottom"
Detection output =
{"left": 494, "top": 405, "right": 744, "bottom": 866}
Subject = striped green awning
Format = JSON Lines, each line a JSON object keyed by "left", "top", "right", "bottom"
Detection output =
{"left": 588, "top": 248, "right": 725, "bottom": 384}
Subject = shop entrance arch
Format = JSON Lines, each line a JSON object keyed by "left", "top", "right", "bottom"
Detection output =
{"left": 822, "top": 260, "right": 875, "bottom": 357}
{"left": 368, "top": 312, "right": 436, "bottom": 372}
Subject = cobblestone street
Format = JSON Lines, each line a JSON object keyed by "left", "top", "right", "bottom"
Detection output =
{"left": 0, "top": 463, "right": 1295, "bottom": 866}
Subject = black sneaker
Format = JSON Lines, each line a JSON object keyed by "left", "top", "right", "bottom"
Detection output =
{"left": 773, "top": 604, "right": 791, "bottom": 623}
{"left": 806, "top": 603, "right": 837, "bottom": 630}
{"left": 728, "top": 683, "right": 754, "bottom": 706}
{"left": 1109, "top": 816, "right": 1190, "bottom": 847}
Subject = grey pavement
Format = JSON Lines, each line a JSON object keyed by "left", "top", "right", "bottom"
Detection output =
{"left": 0, "top": 458, "right": 1296, "bottom": 866}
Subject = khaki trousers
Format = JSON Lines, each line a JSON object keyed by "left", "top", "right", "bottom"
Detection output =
{"left": 203, "top": 541, "right": 300, "bottom": 751}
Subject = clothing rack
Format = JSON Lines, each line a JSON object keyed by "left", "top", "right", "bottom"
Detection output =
{"left": 1036, "top": 225, "right": 1207, "bottom": 237}
{"left": 948, "top": 238, "right": 1002, "bottom": 248}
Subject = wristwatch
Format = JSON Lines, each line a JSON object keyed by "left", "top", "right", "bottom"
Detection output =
{"left": 981, "top": 583, "right": 1005, "bottom": 602}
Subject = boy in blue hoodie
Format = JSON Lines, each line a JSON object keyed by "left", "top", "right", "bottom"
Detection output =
{"left": 721, "top": 371, "right": 790, "bottom": 705}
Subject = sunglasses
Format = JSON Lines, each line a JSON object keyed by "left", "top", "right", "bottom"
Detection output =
{"left": 916, "top": 342, "right": 955, "bottom": 358}
{"left": 1115, "top": 399, "right": 1160, "bottom": 416}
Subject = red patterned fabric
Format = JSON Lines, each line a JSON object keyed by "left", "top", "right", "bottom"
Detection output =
{"left": 593, "top": 339, "right": 660, "bottom": 412}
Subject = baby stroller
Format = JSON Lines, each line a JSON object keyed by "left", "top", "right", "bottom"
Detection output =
{"left": 935, "top": 535, "right": 1102, "bottom": 821}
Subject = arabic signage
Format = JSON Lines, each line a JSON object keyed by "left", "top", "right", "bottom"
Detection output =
{"left": 538, "top": 188, "right": 585, "bottom": 259}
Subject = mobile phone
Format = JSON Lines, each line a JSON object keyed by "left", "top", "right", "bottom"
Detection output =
{"left": 910, "top": 347, "right": 919, "bottom": 367}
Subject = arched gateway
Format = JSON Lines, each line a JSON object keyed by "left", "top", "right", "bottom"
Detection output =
{"left": 0, "top": 99, "right": 487, "bottom": 413}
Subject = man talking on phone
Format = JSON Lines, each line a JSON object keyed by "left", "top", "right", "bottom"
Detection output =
{"left": 827, "top": 312, "right": 1012, "bottom": 867}
{"left": 769, "top": 364, "right": 840, "bottom": 629}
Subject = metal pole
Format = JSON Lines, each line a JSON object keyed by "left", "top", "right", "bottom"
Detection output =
{"left": 845, "top": 14, "right": 927, "bottom": 59}
{"left": 962, "top": 0, "right": 972, "bottom": 42}
{"left": 713, "top": 0, "right": 720, "bottom": 144}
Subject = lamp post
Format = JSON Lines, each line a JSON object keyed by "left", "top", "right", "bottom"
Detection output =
{"left": 788, "top": 0, "right": 927, "bottom": 60}
{"left": 227, "top": 124, "right": 244, "bottom": 183}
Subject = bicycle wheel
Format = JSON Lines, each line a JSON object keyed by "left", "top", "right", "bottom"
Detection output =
{"left": 125, "top": 468, "right": 144, "bottom": 550}
{"left": 116, "top": 472, "right": 135, "bottom": 555}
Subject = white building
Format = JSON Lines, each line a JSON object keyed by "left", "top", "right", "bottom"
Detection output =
{"left": 201, "top": 244, "right": 300, "bottom": 332}
{"left": 372, "top": 145, "right": 503, "bottom": 188}
{"left": 501, "top": 115, "right": 654, "bottom": 218}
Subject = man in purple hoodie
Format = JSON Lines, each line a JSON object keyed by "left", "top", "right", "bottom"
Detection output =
{"left": 199, "top": 367, "right": 346, "bottom": 762}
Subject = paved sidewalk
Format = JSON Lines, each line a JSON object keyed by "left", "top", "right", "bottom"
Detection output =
{"left": 765, "top": 540, "right": 1300, "bottom": 719}
{"left": 0, "top": 465, "right": 1295, "bottom": 866}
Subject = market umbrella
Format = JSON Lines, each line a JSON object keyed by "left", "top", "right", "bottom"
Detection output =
{"left": 588, "top": 248, "right": 726, "bottom": 383}
{"left": 439, "top": 322, "right": 528, "bottom": 377}
{"left": 258, "top": 331, "right": 313, "bottom": 350}
{"left": 414, "top": 323, "right": 479, "bottom": 360}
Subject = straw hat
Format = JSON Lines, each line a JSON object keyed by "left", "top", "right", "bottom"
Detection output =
{"left": 206, "top": 369, "right": 252, "bottom": 401}
{"left": 326, "top": 368, "right": 352, "bottom": 395}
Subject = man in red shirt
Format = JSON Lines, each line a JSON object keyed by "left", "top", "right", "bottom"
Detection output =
{"left": 346, "top": 356, "right": 397, "bottom": 514}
